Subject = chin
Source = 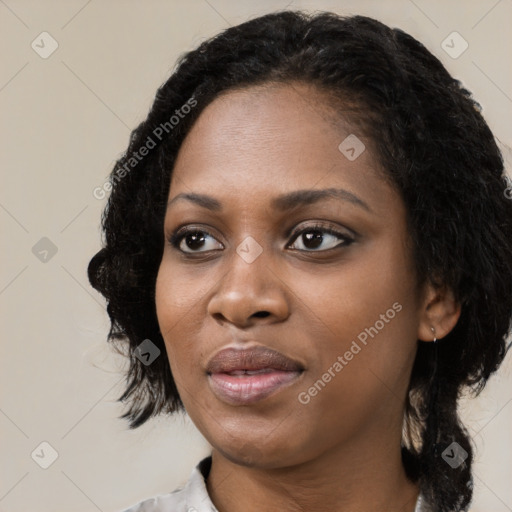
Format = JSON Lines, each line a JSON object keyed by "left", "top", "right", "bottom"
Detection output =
{"left": 212, "top": 436, "right": 309, "bottom": 470}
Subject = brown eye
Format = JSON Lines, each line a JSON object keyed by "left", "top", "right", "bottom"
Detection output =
{"left": 288, "top": 225, "right": 354, "bottom": 252}
{"left": 183, "top": 231, "right": 207, "bottom": 251}
{"left": 169, "top": 228, "right": 223, "bottom": 253}
{"left": 300, "top": 230, "right": 325, "bottom": 250}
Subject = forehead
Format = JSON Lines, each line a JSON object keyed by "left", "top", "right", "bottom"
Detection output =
{"left": 168, "top": 83, "right": 390, "bottom": 211}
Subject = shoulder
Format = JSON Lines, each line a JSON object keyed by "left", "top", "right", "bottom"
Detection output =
{"left": 119, "top": 456, "right": 216, "bottom": 512}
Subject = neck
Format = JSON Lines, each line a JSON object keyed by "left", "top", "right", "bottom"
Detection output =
{"left": 206, "top": 429, "right": 420, "bottom": 512}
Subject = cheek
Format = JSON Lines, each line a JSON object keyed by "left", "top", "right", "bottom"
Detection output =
{"left": 290, "top": 242, "right": 415, "bottom": 349}
{"left": 155, "top": 265, "right": 220, "bottom": 440}
{"left": 292, "top": 240, "right": 418, "bottom": 399}
{"left": 154, "top": 262, "right": 205, "bottom": 382}
{"left": 156, "top": 260, "right": 199, "bottom": 313}
{"left": 293, "top": 303, "right": 417, "bottom": 457}
{"left": 155, "top": 256, "right": 218, "bottom": 332}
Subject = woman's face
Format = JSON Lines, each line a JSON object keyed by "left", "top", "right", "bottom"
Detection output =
{"left": 155, "top": 83, "right": 427, "bottom": 468}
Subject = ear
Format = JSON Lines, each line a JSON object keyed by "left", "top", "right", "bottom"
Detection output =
{"left": 417, "top": 281, "right": 461, "bottom": 342}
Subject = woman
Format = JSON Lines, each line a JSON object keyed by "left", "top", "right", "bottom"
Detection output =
{"left": 88, "top": 10, "right": 512, "bottom": 512}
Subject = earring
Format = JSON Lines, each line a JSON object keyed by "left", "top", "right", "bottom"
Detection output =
{"left": 429, "top": 325, "right": 439, "bottom": 456}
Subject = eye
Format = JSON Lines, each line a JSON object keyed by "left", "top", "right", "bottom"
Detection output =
{"left": 168, "top": 223, "right": 354, "bottom": 255}
{"left": 168, "top": 227, "right": 223, "bottom": 253}
{"left": 287, "top": 223, "right": 354, "bottom": 252}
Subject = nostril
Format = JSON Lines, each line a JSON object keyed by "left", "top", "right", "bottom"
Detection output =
{"left": 253, "top": 311, "right": 270, "bottom": 318}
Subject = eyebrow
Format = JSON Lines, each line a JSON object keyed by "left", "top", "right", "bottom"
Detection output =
{"left": 166, "top": 188, "right": 372, "bottom": 213}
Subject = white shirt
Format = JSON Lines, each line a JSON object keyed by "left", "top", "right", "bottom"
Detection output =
{"left": 121, "top": 456, "right": 431, "bottom": 512}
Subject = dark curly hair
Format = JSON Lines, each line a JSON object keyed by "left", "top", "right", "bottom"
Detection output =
{"left": 88, "top": 10, "right": 512, "bottom": 512}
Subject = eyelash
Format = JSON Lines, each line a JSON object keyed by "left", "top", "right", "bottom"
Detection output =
{"left": 167, "top": 223, "right": 355, "bottom": 255}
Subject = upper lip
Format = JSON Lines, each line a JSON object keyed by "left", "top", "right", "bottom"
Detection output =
{"left": 206, "top": 345, "right": 304, "bottom": 374}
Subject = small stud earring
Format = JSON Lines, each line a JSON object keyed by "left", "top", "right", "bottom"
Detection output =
{"left": 431, "top": 326, "right": 437, "bottom": 343}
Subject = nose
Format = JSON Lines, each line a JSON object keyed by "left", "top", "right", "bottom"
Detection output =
{"left": 206, "top": 244, "right": 290, "bottom": 328}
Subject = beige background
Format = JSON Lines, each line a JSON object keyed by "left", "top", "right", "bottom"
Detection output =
{"left": 1, "top": 1, "right": 511, "bottom": 511}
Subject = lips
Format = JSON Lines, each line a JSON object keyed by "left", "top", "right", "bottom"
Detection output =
{"left": 206, "top": 346, "right": 304, "bottom": 374}
{"left": 206, "top": 345, "right": 304, "bottom": 405}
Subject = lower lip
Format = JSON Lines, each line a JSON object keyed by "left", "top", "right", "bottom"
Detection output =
{"left": 208, "top": 370, "right": 303, "bottom": 405}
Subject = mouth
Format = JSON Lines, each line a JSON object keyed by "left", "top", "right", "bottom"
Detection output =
{"left": 206, "top": 346, "right": 305, "bottom": 406}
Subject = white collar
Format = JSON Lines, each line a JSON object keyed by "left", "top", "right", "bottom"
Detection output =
{"left": 123, "top": 456, "right": 429, "bottom": 511}
{"left": 187, "top": 456, "right": 429, "bottom": 512}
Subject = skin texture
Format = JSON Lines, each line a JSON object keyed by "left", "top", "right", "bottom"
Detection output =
{"left": 155, "top": 83, "right": 461, "bottom": 512}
